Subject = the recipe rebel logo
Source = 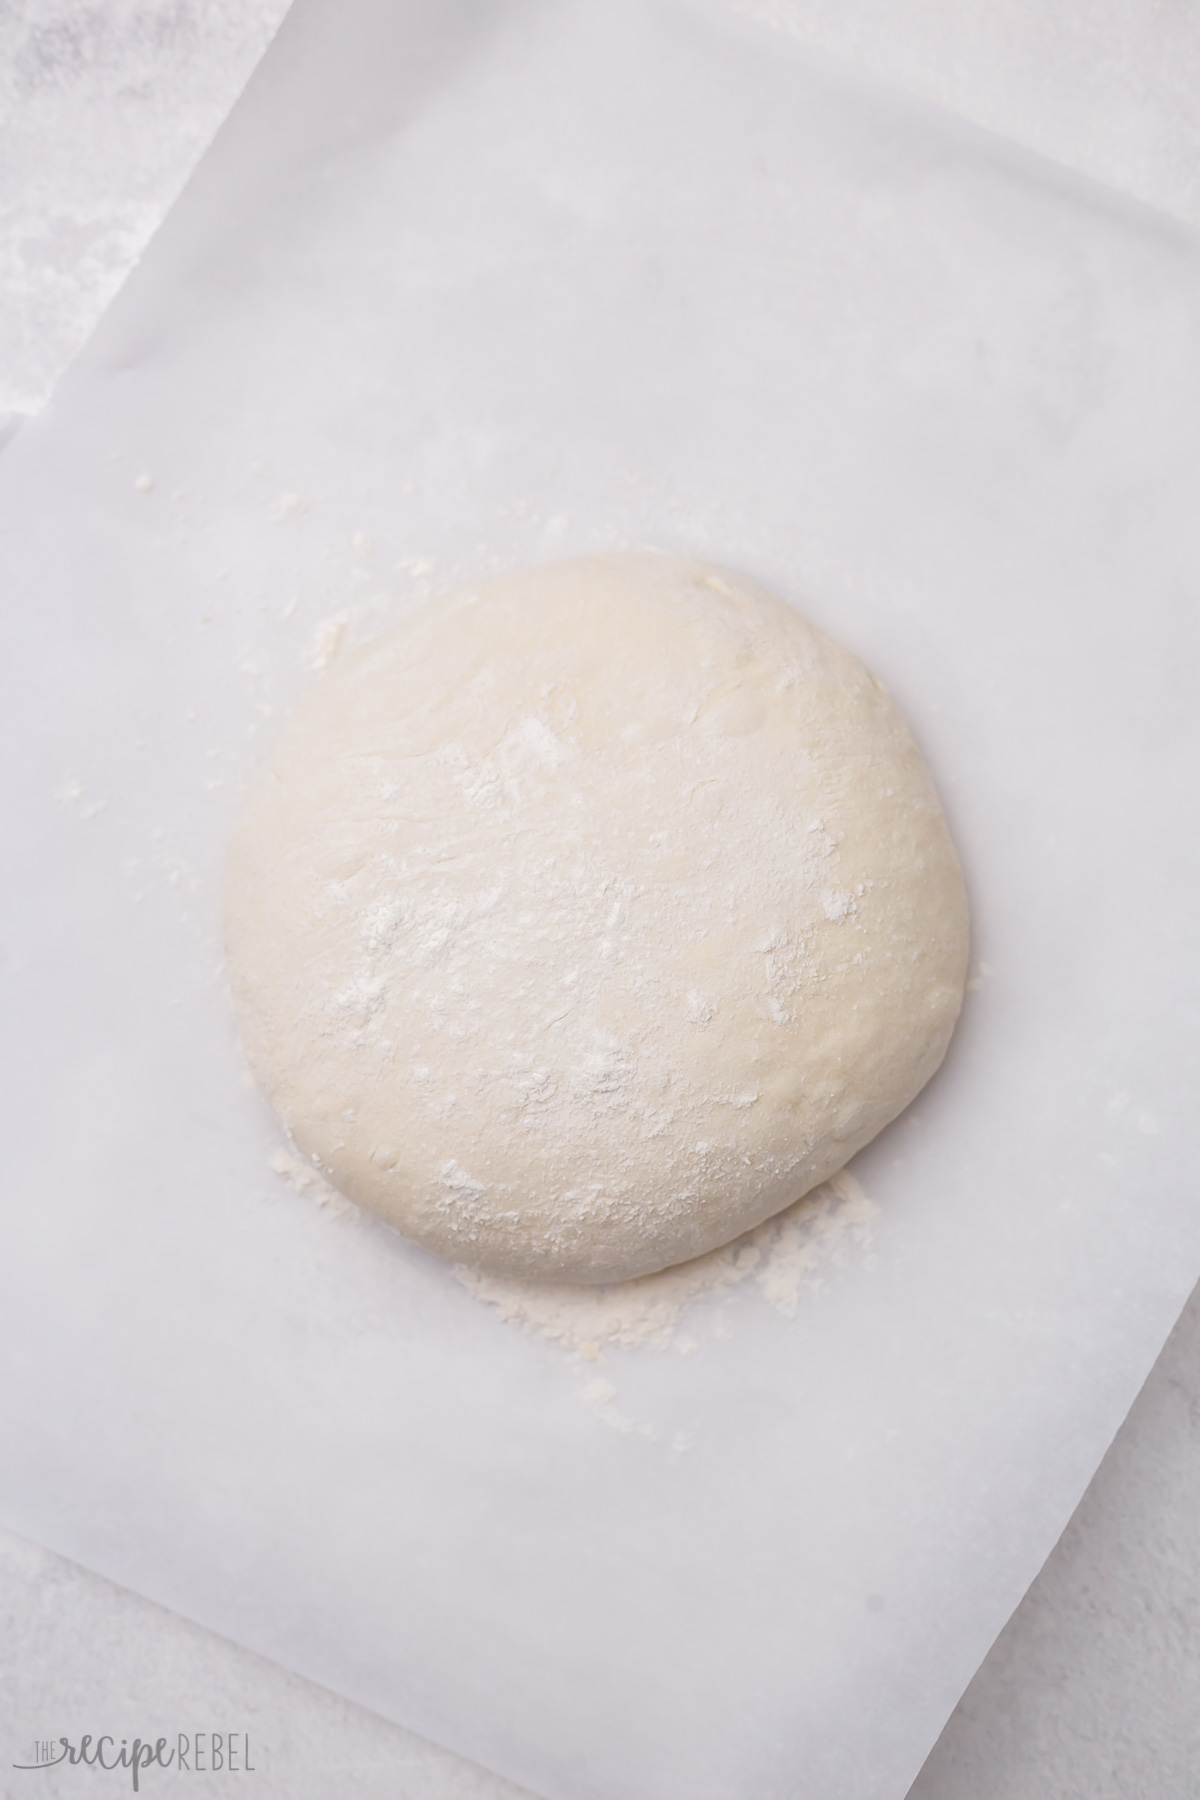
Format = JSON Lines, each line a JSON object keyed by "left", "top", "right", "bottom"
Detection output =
{"left": 12, "top": 1733, "right": 255, "bottom": 1790}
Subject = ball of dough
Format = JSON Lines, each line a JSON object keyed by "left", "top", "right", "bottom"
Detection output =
{"left": 226, "top": 554, "right": 967, "bottom": 1283}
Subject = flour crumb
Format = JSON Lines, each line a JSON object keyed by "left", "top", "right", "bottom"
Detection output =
{"left": 820, "top": 888, "right": 855, "bottom": 923}
{"left": 150, "top": 849, "right": 196, "bottom": 893}
{"left": 55, "top": 776, "right": 107, "bottom": 820}
{"left": 307, "top": 608, "right": 356, "bottom": 672}
{"left": 1106, "top": 1091, "right": 1164, "bottom": 1138}
{"left": 578, "top": 1375, "right": 656, "bottom": 1438}
{"left": 270, "top": 490, "right": 309, "bottom": 522}
{"left": 454, "top": 1168, "right": 878, "bottom": 1355}
{"left": 134, "top": 472, "right": 155, "bottom": 494}
{"left": 270, "top": 1146, "right": 358, "bottom": 1219}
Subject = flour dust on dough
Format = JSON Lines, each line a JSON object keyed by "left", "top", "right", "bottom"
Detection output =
{"left": 225, "top": 554, "right": 968, "bottom": 1283}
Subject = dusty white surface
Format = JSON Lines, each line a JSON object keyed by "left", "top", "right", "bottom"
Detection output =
{"left": 0, "top": 1526, "right": 538, "bottom": 1800}
{"left": 0, "top": 2, "right": 1196, "bottom": 1798}
{"left": 910, "top": 1283, "right": 1200, "bottom": 1798}
{"left": 0, "top": 0, "right": 291, "bottom": 421}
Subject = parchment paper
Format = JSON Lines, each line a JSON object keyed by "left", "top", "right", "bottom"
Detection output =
{"left": 2, "top": 2, "right": 1198, "bottom": 1796}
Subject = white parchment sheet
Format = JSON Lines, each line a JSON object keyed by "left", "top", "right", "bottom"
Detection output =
{"left": 2, "top": 2, "right": 1198, "bottom": 1796}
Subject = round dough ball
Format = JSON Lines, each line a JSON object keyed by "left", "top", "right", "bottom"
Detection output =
{"left": 226, "top": 554, "right": 967, "bottom": 1283}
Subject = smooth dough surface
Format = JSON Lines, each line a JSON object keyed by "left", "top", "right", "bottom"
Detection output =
{"left": 226, "top": 554, "right": 968, "bottom": 1283}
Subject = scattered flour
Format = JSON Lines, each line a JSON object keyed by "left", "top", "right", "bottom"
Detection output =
{"left": 269, "top": 1138, "right": 876, "bottom": 1348}
{"left": 269, "top": 1141, "right": 877, "bottom": 1441}
{"left": 270, "top": 490, "right": 309, "bottom": 522}
{"left": 577, "top": 1376, "right": 656, "bottom": 1438}
{"left": 269, "top": 1146, "right": 358, "bottom": 1220}
{"left": 453, "top": 1168, "right": 877, "bottom": 1356}
{"left": 54, "top": 775, "right": 107, "bottom": 820}
{"left": 306, "top": 607, "right": 356, "bottom": 672}
{"left": 456, "top": 1167, "right": 878, "bottom": 1440}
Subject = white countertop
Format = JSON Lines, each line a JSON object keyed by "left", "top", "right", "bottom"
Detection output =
{"left": 1, "top": 4, "right": 1196, "bottom": 1795}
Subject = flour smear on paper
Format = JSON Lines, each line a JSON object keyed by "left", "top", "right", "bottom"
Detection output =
{"left": 457, "top": 1170, "right": 878, "bottom": 1438}
{"left": 272, "top": 1146, "right": 878, "bottom": 1440}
